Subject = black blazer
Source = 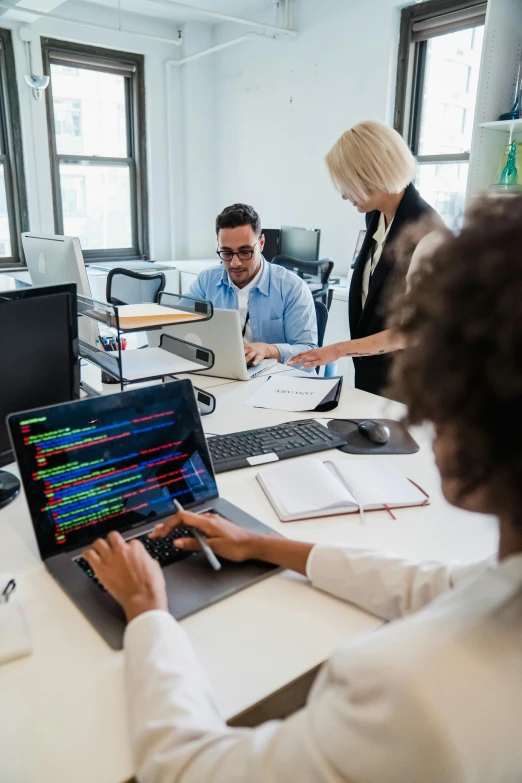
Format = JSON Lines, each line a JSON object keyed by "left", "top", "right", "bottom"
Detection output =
{"left": 348, "top": 183, "right": 440, "bottom": 396}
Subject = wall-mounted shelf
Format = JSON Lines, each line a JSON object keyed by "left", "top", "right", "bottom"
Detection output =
{"left": 478, "top": 119, "right": 522, "bottom": 133}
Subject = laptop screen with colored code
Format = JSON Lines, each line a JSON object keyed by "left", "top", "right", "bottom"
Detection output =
{"left": 8, "top": 381, "right": 217, "bottom": 560}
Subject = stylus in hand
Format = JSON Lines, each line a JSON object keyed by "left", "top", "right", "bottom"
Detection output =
{"left": 173, "top": 499, "right": 222, "bottom": 571}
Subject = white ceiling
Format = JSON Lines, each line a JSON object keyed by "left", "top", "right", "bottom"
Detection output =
{"left": 85, "top": 0, "right": 278, "bottom": 24}
{"left": 3, "top": 0, "right": 282, "bottom": 25}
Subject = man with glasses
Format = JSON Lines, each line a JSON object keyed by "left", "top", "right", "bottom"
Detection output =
{"left": 186, "top": 203, "right": 317, "bottom": 367}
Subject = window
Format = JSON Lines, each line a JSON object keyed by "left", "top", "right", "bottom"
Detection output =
{"left": 394, "top": 2, "right": 486, "bottom": 229}
{"left": 42, "top": 39, "right": 148, "bottom": 261}
{"left": 0, "top": 28, "right": 28, "bottom": 267}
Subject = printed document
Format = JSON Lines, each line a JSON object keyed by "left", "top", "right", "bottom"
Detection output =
{"left": 244, "top": 375, "right": 339, "bottom": 412}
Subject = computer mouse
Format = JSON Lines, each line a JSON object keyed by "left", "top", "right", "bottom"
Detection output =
{"left": 358, "top": 420, "right": 390, "bottom": 445}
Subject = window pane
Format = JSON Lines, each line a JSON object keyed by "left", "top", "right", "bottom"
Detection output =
{"left": 60, "top": 163, "right": 132, "bottom": 249}
{"left": 418, "top": 25, "right": 484, "bottom": 155}
{"left": 416, "top": 161, "right": 468, "bottom": 230}
{"left": 0, "top": 163, "right": 12, "bottom": 257}
{"left": 51, "top": 65, "right": 128, "bottom": 157}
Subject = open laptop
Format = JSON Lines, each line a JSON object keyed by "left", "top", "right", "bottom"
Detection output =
{"left": 147, "top": 308, "right": 277, "bottom": 381}
{"left": 8, "top": 381, "right": 278, "bottom": 649}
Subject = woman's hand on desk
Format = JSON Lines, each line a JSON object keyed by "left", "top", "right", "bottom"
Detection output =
{"left": 287, "top": 331, "right": 406, "bottom": 369}
{"left": 83, "top": 532, "right": 168, "bottom": 622}
{"left": 287, "top": 343, "right": 343, "bottom": 369}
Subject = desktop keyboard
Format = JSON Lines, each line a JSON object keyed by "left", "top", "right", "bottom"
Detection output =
{"left": 75, "top": 526, "right": 195, "bottom": 589}
{"left": 207, "top": 420, "right": 347, "bottom": 473}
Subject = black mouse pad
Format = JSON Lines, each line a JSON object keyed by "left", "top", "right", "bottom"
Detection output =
{"left": 327, "top": 419, "right": 419, "bottom": 455}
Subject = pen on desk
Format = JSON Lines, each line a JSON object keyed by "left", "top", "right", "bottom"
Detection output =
{"left": 172, "top": 498, "right": 221, "bottom": 571}
{"left": 2, "top": 578, "right": 16, "bottom": 603}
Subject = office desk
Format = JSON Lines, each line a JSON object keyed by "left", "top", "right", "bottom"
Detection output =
{"left": 0, "top": 379, "right": 498, "bottom": 783}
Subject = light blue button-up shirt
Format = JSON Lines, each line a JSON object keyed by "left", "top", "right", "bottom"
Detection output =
{"left": 186, "top": 259, "right": 318, "bottom": 364}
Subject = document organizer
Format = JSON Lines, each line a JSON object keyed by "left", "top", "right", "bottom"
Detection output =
{"left": 76, "top": 293, "right": 217, "bottom": 415}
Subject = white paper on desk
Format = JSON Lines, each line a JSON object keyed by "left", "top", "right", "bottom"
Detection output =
{"left": 120, "top": 348, "right": 202, "bottom": 380}
{"left": 244, "top": 375, "right": 339, "bottom": 412}
{"left": 0, "top": 574, "right": 32, "bottom": 665}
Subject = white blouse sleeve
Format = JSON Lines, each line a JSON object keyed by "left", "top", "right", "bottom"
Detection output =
{"left": 124, "top": 610, "right": 463, "bottom": 783}
{"left": 306, "top": 544, "right": 495, "bottom": 621}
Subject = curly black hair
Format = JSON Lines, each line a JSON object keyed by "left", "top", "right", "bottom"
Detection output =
{"left": 215, "top": 204, "right": 262, "bottom": 237}
{"left": 388, "top": 195, "right": 522, "bottom": 520}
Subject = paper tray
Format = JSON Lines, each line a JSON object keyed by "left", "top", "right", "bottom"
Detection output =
{"left": 119, "top": 349, "right": 203, "bottom": 381}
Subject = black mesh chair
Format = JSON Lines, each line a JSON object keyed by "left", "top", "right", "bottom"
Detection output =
{"left": 271, "top": 255, "right": 334, "bottom": 309}
{"left": 314, "top": 300, "right": 328, "bottom": 348}
{"left": 106, "top": 267, "right": 167, "bottom": 306}
{"left": 314, "top": 300, "right": 330, "bottom": 375}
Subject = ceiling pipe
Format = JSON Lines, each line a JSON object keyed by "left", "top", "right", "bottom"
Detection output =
{"left": 146, "top": 0, "right": 296, "bottom": 36}
{"left": 0, "top": 2, "right": 184, "bottom": 45}
{"left": 170, "top": 31, "right": 274, "bottom": 66}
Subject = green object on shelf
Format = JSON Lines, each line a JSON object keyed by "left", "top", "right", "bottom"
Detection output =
{"left": 497, "top": 141, "right": 519, "bottom": 186}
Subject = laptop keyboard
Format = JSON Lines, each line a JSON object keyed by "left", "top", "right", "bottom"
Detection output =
{"left": 75, "top": 526, "right": 195, "bottom": 591}
{"left": 208, "top": 419, "right": 347, "bottom": 473}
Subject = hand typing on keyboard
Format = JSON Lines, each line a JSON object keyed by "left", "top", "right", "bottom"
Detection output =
{"left": 83, "top": 531, "right": 168, "bottom": 623}
{"left": 149, "top": 510, "right": 269, "bottom": 563}
{"left": 244, "top": 342, "right": 280, "bottom": 367}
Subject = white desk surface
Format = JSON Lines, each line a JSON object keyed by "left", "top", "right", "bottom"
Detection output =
{"left": 0, "top": 378, "right": 498, "bottom": 783}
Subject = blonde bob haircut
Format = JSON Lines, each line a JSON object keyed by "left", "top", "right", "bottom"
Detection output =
{"left": 325, "top": 120, "right": 416, "bottom": 203}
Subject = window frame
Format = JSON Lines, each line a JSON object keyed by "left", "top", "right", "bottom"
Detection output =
{"left": 0, "top": 27, "right": 28, "bottom": 268}
{"left": 394, "top": 0, "right": 487, "bottom": 168}
{"left": 42, "top": 38, "right": 149, "bottom": 263}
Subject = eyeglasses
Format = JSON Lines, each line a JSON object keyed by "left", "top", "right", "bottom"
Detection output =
{"left": 216, "top": 243, "right": 258, "bottom": 262}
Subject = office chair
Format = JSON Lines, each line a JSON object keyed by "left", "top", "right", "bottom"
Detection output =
{"left": 315, "top": 299, "right": 328, "bottom": 348}
{"left": 272, "top": 255, "right": 334, "bottom": 309}
{"left": 106, "top": 267, "right": 166, "bottom": 306}
{"left": 314, "top": 299, "right": 334, "bottom": 377}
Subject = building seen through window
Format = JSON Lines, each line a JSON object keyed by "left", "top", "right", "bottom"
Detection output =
{"left": 43, "top": 40, "right": 148, "bottom": 261}
{"left": 414, "top": 25, "right": 484, "bottom": 227}
{"left": 50, "top": 65, "right": 132, "bottom": 250}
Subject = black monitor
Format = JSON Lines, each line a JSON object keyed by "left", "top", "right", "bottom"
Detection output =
{"left": 0, "top": 283, "right": 80, "bottom": 507}
{"left": 261, "top": 228, "right": 281, "bottom": 261}
{"left": 280, "top": 225, "right": 321, "bottom": 262}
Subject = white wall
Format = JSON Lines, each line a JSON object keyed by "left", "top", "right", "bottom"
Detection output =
{"left": 171, "top": 21, "right": 217, "bottom": 259}
{"left": 1, "top": 1, "right": 182, "bottom": 262}
{"left": 211, "top": 0, "right": 403, "bottom": 274}
{"left": 1, "top": 0, "right": 405, "bottom": 269}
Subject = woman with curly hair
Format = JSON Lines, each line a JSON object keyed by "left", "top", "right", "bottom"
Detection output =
{"left": 84, "top": 196, "right": 522, "bottom": 781}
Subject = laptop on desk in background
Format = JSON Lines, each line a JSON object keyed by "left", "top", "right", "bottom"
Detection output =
{"left": 147, "top": 308, "right": 277, "bottom": 381}
{"left": 7, "top": 381, "right": 278, "bottom": 650}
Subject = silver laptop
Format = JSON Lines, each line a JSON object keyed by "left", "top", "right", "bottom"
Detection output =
{"left": 8, "top": 381, "right": 278, "bottom": 650}
{"left": 148, "top": 308, "right": 277, "bottom": 381}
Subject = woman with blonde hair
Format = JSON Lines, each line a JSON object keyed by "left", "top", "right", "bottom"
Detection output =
{"left": 288, "top": 119, "right": 443, "bottom": 396}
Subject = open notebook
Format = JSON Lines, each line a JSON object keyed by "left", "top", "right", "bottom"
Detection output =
{"left": 257, "top": 458, "right": 429, "bottom": 522}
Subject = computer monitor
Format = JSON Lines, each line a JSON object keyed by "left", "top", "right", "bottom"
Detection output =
{"left": 0, "top": 283, "right": 80, "bottom": 507}
{"left": 22, "top": 233, "right": 91, "bottom": 296}
{"left": 261, "top": 228, "right": 281, "bottom": 261}
{"left": 280, "top": 225, "right": 321, "bottom": 263}
{"left": 22, "top": 233, "right": 98, "bottom": 344}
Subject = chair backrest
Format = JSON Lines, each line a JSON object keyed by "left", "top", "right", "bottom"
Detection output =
{"left": 106, "top": 268, "right": 166, "bottom": 306}
{"left": 314, "top": 300, "right": 328, "bottom": 348}
{"left": 271, "top": 255, "right": 334, "bottom": 286}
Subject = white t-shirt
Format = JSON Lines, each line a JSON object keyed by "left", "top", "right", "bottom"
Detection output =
{"left": 230, "top": 259, "right": 264, "bottom": 344}
{"left": 361, "top": 212, "right": 394, "bottom": 307}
